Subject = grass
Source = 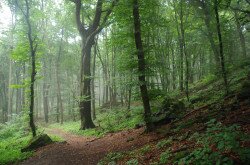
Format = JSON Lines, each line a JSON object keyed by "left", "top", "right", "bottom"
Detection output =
{"left": 0, "top": 114, "right": 65, "bottom": 165}
{"left": 49, "top": 106, "right": 145, "bottom": 137}
{"left": 0, "top": 116, "right": 33, "bottom": 165}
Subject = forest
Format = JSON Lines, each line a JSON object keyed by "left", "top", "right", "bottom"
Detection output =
{"left": 0, "top": 0, "right": 250, "bottom": 164}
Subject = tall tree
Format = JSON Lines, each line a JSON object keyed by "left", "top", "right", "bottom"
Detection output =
{"left": 214, "top": 0, "right": 229, "bottom": 95}
{"left": 132, "top": 0, "right": 153, "bottom": 131}
{"left": 16, "top": 0, "right": 38, "bottom": 137}
{"left": 70, "top": 0, "right": 119, "bottom": 129}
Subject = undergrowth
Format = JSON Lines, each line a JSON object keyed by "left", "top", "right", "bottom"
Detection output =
{"left": 0, "top": 115, "right": 33, "bottom": 165}
{"left": 50, "top": 106, "right": 144, "bottom": 137}
{"left": 178, "top": 119, "right": 250, "bottom": 165}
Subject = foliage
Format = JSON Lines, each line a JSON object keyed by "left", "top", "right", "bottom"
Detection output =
{"left": 50, "top": 106, "right": 145, "bottom": 137}
{"left": 178, "top": 119, "right": 250, "bottom": 165}
{"left": 156, "top": 138, "right": 173, "bottom": 149}
{"left": 0, "top": 115, "right": 33, "bottom": 164}
{"left": 98, "top": 152, "right": 125, "bottom": 165}
{"left": 126, "top": 158, "right": 139, "bottom": 165}
{"left": 139, "top": 145, "right": 151, "bottom": 155}
{"left": 159, "top": 149, "right": 171, "bottom": 165}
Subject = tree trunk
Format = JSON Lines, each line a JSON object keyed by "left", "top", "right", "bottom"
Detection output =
{"left": 200, "top": 0, "right": 220, "bottom": 67}
{"left": 79, "top": 40, "right": 95, "bottom": 129}
{"left": 214, "top": 0, "right": 229, "bottom": 95}
{"left": 234, "top": 11, "right": 247, "bottom": 58}
{"left": 7, "top": 60, "right": 13, "bottom": 120}
{"left": 43, "top": 83, "right": 49, "bottom": 123}
{"left": 174, "top": 7, "right": 184, "bottom": 92}
{"left": 91, "top": 42, "right": 97, "bottom": 120}
{"left": 132, "top": 0, "right": 153, "bottom": 131}
{"left": 180, "top": 0, "right": 190, "bottom": 101}
{"left": 17, "top": 0, "right": 37, "bottom": 137}
{"left": 72, "top": 0, "right": 118, "bottom": 129}
{"left": 56, "top": 29, "right": 65, "bottom": 125}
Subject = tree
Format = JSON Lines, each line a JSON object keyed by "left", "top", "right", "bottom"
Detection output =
{"left": 132, "top": 0, "right": 153, "bottom": 131}
{"left": 16, "top": 0, "right": 38, "bottom": 137}
{"left": 214, "top": 0, "right": 229, "bottom": 95}
{"left": 70, "top": 0, "right": 119, "bottom": 129}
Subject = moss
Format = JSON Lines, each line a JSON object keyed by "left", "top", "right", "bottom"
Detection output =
{"left": 238, "top": 80, "right": 250, "bottom": 100}
{"left": 173, "top": 151, "right": 189, "bottom": 162}
{"left": 21, "top": 134, "right": 53, "bottom": 152}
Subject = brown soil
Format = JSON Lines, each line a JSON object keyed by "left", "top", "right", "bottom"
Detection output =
{"left": 19, "top": 97, "right": 250, "bottom": 165}
{"left": 19, "top": 127, "right": 163, "bottom": 165}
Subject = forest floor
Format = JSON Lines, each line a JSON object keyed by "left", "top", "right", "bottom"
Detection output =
{"left": 18, "top": 69, "right": 250, "bottom": 165}
{"left": 19, "top": 126, "right": 162, "bottom": 165}
{"left": 19, "top": 98, "right": 250, "bottom": 165}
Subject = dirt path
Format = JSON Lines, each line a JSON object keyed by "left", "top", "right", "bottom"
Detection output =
{"left": 19, "top": 128, "right": 162, "bottom": 165}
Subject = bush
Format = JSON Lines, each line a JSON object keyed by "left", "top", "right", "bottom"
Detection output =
{"left": 159, "top": 149, "right": 171, "bottom": 164}
{"left": 156, "top": 138, "right": 172, "bottom": 149}
{"left": 0, "top": 115, "right": 33, "bottom": 164}
{"left": 126, "top": 158, "right": 139, "bottom": 165}
{"left": 178, "top": 119, "right": 250, "bottom": 165}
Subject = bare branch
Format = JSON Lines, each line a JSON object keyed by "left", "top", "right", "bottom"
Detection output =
{"left": 73, "top": 0, "right": 86, "bottom": 36}
{"left": 91, "top": 0, "right": 103, "bottom": 30}
{"left": 97, "top": 0, "right": 119, "bottom": 32}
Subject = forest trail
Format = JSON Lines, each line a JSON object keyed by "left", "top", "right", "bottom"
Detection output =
{"left": 19, "top": 127, "right": 162, "bottom": 165}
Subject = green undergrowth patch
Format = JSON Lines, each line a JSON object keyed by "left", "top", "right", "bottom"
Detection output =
{"left": 0, "top": 116, "right": 33, "bottom": 165}
{"left": 177, "top": 119, "right": 250, "bottom": 165}
{"left": 49, "top": 106, "right": 145, "bottom": 137}
{"left": 98, "top": 152, "right": 126, "bottom": 165}
{"left": 49, "top": 134, "right": 64, "bottom": 142}
{"left": 99, "top": 119, "right": 250, "bottom": 165}
{"left": 174, "top": 64, "right": 250, "bottom": 108}
{"left": 50, "top": 121, "right": 105, "bottom": 137}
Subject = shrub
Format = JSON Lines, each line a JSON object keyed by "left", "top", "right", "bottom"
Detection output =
{"left": 159, "top": 149, "right": 171, "bottom": 164}
{"left": 156, "top": 138, "right": 172, "bottom": 149}
{"left": 178, "top": 119, "right": 250, "bottom": 165}
{"left": 126, "top": 158, "right": 139, "bottom": 165}
{"left": 0, "top": 114, "right": 33, "bottom": 164}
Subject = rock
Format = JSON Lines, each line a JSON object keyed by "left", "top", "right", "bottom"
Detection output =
{"left": 21, "top": 134, "right": 53, "bottom": 152}
{"left": 238, "top": 72, "right": 250, "bottom": 101}
{"left": 153, "top": 97, "right": 186, "bottom": 126}
{"left": 135, "top": 123, "right": 144, "bottom": 129}
{"left": 126, "top": 137, "right": 134, "bottom": 142}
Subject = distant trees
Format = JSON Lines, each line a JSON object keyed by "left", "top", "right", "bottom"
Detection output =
{"left": 0, "top": 0, "right": 249, "bottom": 135}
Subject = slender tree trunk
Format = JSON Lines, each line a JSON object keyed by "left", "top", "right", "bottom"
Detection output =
{"left": 7, "top": 60, "right": 13, "bottom": 120}
{"left": 214, "top": 0, "right": 229, "bottom": 95}
{"left": 56, "top": 29, "right": 65, "bottom": 125}
{"left": 171, "top": 46, "right": 176, "bottom": 90}
{"left": 132, "top": 0, "right": 153, "bottom": 131}
{"left": 174, "top": 7, "right": 184, "bottom": 92}
{"left": 127, "top": 85, "right": 132, "bottom": 110}
{"left": 0, "top": 71, "right": 8, "bottom": 123}
{"left": 56, "top": 94, "right": 60, "bottom": 123}
{"left": 15, "top": 68, "right": 22, "bottom": 114}
{"left": 200, "top": 0, "right": 220, "bottom": 67}
{"left": 43, "top": 83, "right": 49, "bottom": 123}
{"left": 92, "top": 42, "right": 97, "bottom": 120}
{"left": 17, "top": 0, "right": 37, "bottom": 137}
{"left": 234, "top": 11, "right": 247, "bottom": 58}
{"left": 180, "top": 0, "right": 190, "bottom": 101}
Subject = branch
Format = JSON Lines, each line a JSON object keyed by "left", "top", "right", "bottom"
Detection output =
{"left": 15, "top": 0, "right": 27, "bottom": 18}
{"left": 97, "top": 0, "right": 119, "bottom": 32}
{"left": 91, "top": 0, "right": 103, "bottom": 30}
{"left": 230, "top": 6, "right": 250, "bottom": 14}
{"left": 72, "top": 0, "right": 86, "bottom": 36}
